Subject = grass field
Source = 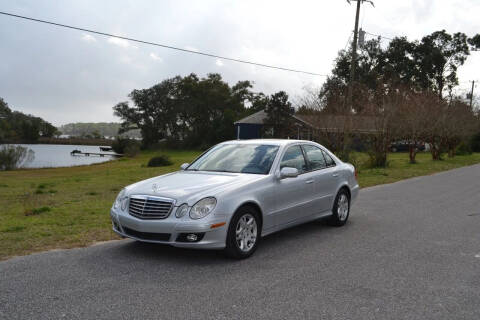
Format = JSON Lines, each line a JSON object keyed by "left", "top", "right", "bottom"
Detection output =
{"left": 1, "top": 149, "right": 479, "bottom": 260}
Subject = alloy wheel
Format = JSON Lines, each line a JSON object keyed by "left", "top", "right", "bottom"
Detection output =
{"left": 235, "top": 213, "right": 257, "bottom": 252}
{"left": 337, "top": 194, "right": 349, "bottom": 221}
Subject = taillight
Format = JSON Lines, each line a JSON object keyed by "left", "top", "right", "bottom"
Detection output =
{"left": 354, "top": 167, "right": 358, "bottom": 179}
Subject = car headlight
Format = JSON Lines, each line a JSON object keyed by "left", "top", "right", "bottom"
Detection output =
{"left": 176, "top": 203, "right": 189, "bottom": 218}
{"left": 189, "top": 197, "right": 217, "bottom": 219}
{"left": 114, "top": 189, "right": 126, "bottom": 210}
{"left": 121, "top": 197, "right": 129, "bottom": 211}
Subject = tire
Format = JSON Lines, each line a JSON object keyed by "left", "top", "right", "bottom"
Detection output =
{"left": 224, "top": 206, "right": 261, "bottom": 259}
{"left": 329, "top": 189, "right": 350, "bottom": 227}
{"left": 391, "top": 147, "right": 397, "bottom": 152}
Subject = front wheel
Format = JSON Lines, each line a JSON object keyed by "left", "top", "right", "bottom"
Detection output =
{"left": 329, "top": 189, "right": 350, "bottom": 226}
{"left": 224, "top": 207, "right": 260, "bottom": 259}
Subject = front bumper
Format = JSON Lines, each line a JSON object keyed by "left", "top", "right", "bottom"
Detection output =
{"left": 110, "top": 207, "right": 229, "bottom": 249}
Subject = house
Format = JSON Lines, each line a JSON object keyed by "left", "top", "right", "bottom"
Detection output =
{"left": 234, "top": 109, "right": 379, "bottom": 141}
{"left": 234, "top": 110, "right": 317, "bottom": 140}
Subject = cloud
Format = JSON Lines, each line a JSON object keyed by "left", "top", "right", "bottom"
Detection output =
{"left": 1, "top": 0, "right": 479, "bottom": 125}
{"left": 149, "top": 53, "right": 163, "bottom": 62}
{"left": 107, "top": 37, "right": 130, "bottom": 48}
{"left": 81, "top": 34, "right": 96, "bottom": 42}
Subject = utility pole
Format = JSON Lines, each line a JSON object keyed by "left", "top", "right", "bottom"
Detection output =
{"left": 346, "top": 0, "right": 361, "bottom": 111}
{"left": 343, "top": 0, "right": 374, "bottom": 160}
{"left": 346, "top": 0, "right": 374, "bottom": 110}
{"left": 469, "top": 80, "right": 475, "bottom": 109}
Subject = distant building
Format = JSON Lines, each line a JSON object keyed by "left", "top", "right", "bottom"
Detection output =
{"left": 234, "top": 109, "right": 379, "bottom": 143}
{"left": 234, "top": 110, "right": 316, "bottom": 140}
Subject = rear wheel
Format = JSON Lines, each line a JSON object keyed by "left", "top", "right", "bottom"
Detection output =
{"left": 224, "top": 206, "right": 260, "bottom": 259}
{"left": 329, "top": 189, "right": 350, "bottom": 226}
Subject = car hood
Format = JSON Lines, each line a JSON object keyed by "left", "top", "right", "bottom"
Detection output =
{"left": 125, "top": 171, "right": 264, "bottom": 205}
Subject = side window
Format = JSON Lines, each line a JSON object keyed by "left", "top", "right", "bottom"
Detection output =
{"left": 302, "top": 145, "right": 327, "bottom": 171}
{"left": 280, "top": 145, "right": 307, "bottom": 174}
{"left": 322, "top": 150, "right": 336, "bottom": 167}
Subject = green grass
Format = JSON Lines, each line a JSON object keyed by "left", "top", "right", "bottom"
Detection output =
{"left": 0, "top": 150, "right": 199, "bottom": 260}
{"left": 355, "top": 152, "right": 480, "bottom": 187}
{"left": 0, "top": 150, "right": 479, "bottom": 260}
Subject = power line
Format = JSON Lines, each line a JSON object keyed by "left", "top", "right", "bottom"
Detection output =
{"left": 0, "top": 11, "right": 328, "bottom": 77}
{"left": 364, "top": 31, "right": 394, "bottom": 41}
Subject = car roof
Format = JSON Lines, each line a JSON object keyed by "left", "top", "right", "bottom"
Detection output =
{"left": 220, "top": 139, "right": 314, "bottom": 147}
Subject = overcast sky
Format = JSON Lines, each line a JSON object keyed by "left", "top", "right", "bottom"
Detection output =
{"left": 0, "top": 0, "right": 479, "bottom": 126}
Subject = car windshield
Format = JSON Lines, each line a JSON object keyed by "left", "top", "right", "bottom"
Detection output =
{"left": 186, "top": 144, "right": 279, "bottom": 174}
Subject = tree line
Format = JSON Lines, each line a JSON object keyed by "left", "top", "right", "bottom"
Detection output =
{"left": 0, "top": 98, "right": 58, "bottom": 143}
{"left": 298, "top": 30, "right": 480, "bottom": 166}
{"left": 113, "top": 73, "right": 289, "bottom": 149}
{"left": 59, "top": 122, "right": 141, "bottom": 139}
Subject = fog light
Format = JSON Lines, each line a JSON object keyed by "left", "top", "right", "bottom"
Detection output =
{"left": 176, "top": 233, "right": 205, "bottom": 242}
{"left": 186, "top": 233, "right": 198, "bottom": 242}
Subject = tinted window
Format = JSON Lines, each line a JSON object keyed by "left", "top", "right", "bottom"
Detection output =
{"left": 280, "top": 145, "right": 307, "bottom": 173}
{"left": 187, "top": 144, "right": 279, "bottom": 174}
{"left": 322, "top": 150, "right": 336, "bottom": 167}
{"left": 302, "top": 145, "right": 327, "bottom": 171}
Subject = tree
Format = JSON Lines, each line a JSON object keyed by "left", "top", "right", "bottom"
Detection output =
{"left": 264, "top": 91, "right": 293, "bottom": 138}
{"left": 0, "top": 97, "right": 57, "bottom": 143}
{"left": 443, "top": 98, "right": 477, "bottom": 157}
{"left": 317, "top": 30, "right": 473, "bottom": 110}
{"left": 414, "top": 30, "right": 470, "bottom": 98}
{"left": 114, "top": 76, "right": 180, "bottom": 147}
{"left": 113, "top": 74, "right": 256, "bottom": 148}
{"left": 468, "top": 34, "right": 480, "bottom": 50}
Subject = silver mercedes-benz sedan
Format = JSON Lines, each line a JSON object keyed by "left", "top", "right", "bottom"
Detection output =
{"left": 111, "top": 139, "right": 359, "bottom": 259}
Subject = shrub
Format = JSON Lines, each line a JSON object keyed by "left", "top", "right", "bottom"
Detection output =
{"left": 147, "top": 155, "right": 173, "bottom": 167}
{"left": 112, "top": 137, "right": 141, "bottom": 157}
{"left": 124, "top": 143, "right": 140, "bottom": 157}
{"left": 0, "top": 145, "right": 34, "bottom": 170}
{"left": 470, "top": 132, "right": 480, "bottom": 152}
{"left": 455, "top": 141, "right": 472, "bottom": 155}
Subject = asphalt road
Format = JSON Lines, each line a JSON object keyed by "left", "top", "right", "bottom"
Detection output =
{"left": 1, "top": 164, "right": 480, "bottom": 320}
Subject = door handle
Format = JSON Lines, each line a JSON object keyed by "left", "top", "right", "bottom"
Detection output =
{"left": 332, "top": 173, "right": 339, "bottom": 177}
{"left": 305, "top": 179, "right": 314, "bottom": 184}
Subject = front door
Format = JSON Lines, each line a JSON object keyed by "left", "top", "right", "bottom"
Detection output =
{"left": 274, "top": 145, "right": 315, "bottom": 226}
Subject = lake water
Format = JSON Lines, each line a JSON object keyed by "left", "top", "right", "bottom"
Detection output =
{"left": 3, "top": 144, "right": 118, "bottom": 168}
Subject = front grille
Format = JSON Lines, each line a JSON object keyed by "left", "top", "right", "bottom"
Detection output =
{"left": 128, "top": 195, "right": 174, "bottom": 219}
{"left": 123, "top": 227, "right": 171, "bottom": 242}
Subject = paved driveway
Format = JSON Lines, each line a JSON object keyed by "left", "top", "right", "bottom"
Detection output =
{"left": 1, "top": 164, "right": 480, "bottom": 320}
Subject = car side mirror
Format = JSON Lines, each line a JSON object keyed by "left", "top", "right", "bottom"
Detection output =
{"left": 180, "top": 163, "right": 189, "bottom": 170}
{"left": 280, "top": 167, "right": 299, "bottom": 179}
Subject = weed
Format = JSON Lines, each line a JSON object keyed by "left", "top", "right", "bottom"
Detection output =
{"left": 25, "top": 206, "right": 51, "bottom": 216}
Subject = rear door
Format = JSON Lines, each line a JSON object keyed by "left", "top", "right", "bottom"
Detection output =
{"left": 302, "top": 145, "right": 339, "bottom": 213}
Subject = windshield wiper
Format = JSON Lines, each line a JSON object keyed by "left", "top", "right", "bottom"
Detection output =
{"left": 203, "top": 169, "right": 236, "bottom": 173}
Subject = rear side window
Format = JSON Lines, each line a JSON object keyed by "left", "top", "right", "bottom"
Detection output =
{"left": 322, "top": 150, "right": 336, "bottom": 167}
{"left": 302, "top": 145, "right": 327, "bottom": 171}
{"left": 280, "top": 145, "right": 307, "bottom": 174}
